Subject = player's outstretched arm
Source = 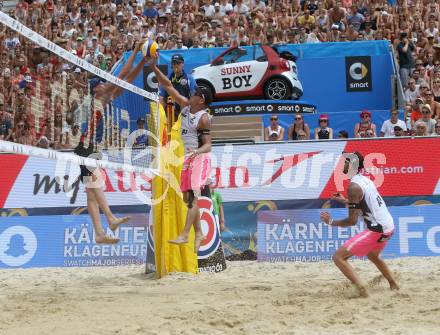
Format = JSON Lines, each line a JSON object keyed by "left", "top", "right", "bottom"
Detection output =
{"left": 149, "top": 56, "right": 189, "bottom": 108}
{"left": 117, "top": 40, "right": 144, "bottom": 80}
{"left": 321, "top": 182, "right": 363, "bottom": 227}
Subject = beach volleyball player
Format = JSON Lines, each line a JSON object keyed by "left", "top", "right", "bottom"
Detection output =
{"left": 74, "top": 40, "right": 148, "bottom": 244}
{"left": 320, "top": 152, "right": 399, "bottom": 297}
{"left": 149, "top": 55, "right": 212, "bottom": 253}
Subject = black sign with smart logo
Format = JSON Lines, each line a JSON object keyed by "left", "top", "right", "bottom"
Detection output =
{"left": 143, "top": 65, "right": 168, "bottom": 94}
{"left": 345, "top": 56, "right": 372, "bottom": 92}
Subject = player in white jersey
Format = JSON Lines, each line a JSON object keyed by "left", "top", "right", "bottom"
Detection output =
{"left": 150, "top": 56, "right": 212, "bottom": 253}
{"left": 320, "top": 152, "right": 399, "bottom": 297}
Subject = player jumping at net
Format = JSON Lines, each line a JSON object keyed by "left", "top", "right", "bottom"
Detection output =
{"left": 149, "top": 55, "right": 212, "bottom": 253}
{"left": 75, "top": 40, "right": 147, "bottom": 244}
{"left": 320, "top": 152, "right": 399, "bottom": 297}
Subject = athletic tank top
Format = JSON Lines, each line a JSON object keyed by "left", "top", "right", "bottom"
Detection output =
{"left": 267, "top": 125, "right": 281, "bottom": 139}
{"left": 180, "top": 106, "right": 209, "bottom": 152}
{"left": 351, "top": 174, "right": 394, "bottom": 234}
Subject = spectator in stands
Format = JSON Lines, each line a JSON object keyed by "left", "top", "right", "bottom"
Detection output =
{"left": 0, "top": 101, "right": 13, "bottom": 141}
{"left": 404, "top": 79, "right": 420, "bottom": 105}
{"left": 134, "top": 118, "right": 148, "bottom": 148}
{"left": 432, "top": 76, "right": 440, "bottom": 102}
{"left": 410, "top": 97, "right": 425, "bottom": 128}
{"left": 314, "top": 114, "right": 333, "bottom": 139}
{"left": 393, "top": 126, "right": 405, "bottom": 137}
{"left": 380, "top": 109, "right": 407, "bottom": 137}
{"left": 397, "top": 32, "right": 416, "bottom": 88}
{"left": 264, "top": 115, "right": 285, "bottom": 141}
{"left": 434, "top": 120, "right": 440, "bottom": 136}
{"left": 416, "top": 105, "right": 436, "bottom": 134}
{"left": 288, "top": 113, "right": 310, "bottom": 140}
{"left": 414, "top": 121, "right": 429, "bottom": 137}
{"left": 37, "top": 136, "right": 50, "bottom": 149}
{"left": 424, "top": 90, "right": 440, "bottom": 119}
{"left": 337, "top": 130, "right": 349, "bottom": 139}
{"left": 354, "top": 110, "right": 376, "bottom": 138}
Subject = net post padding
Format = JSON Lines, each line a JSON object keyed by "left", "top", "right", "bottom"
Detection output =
{"left": 149, "top": 103, "right": 198, "bottom": 278}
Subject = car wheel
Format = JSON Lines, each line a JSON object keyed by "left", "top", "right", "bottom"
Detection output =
{"left": 196, "top": 81, "right": 214, "bottom": 102}
{"left": 264, "top": 78, "right": 292, "bottom": 100}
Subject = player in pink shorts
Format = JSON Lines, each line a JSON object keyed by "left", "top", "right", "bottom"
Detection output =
{"left": 151, "top": 56, "right": 212, "bottom": 253}
{"left": 320, "top": 152, "right": 399, "bottom": 297}
{"left": 180, "top": 153, "right": 211, "bottom": 193}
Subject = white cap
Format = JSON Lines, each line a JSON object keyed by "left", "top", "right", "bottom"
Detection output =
{"left": 215, "top": 2, "right": 220, "bottom": 6}
{"left": 331, "top": 24, "right": 339, "bottom": 30}
{"left": 24, "top": 75, "right": 32, "bottom": 82}
{"left": 74, "top": 68, "right": 81, "bottom": 73}
{"left": 117, "top": 11, "right": 124, "bottom": 17}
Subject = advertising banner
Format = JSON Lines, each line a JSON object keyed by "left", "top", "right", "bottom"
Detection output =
{"left": 1, "top": 138, "right": 440, "bottom": 209}
{"left": 0, "top": 213, "right": 149, "bottom": 269}
{"left": 210, "top": 100, "right": 316, "bottom": 116}
{"left": 257, "top": 205, "right": 440, "bottom": 262}
{"left": 145, "top": 186, "right": 227, "bottom": 274}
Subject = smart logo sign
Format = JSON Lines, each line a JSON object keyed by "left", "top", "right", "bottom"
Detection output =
{"left": 345, "top": 56, "right": 372, "bottom": 92}
{"left": 258, "top": 206, "right": 440, "bottom": 262}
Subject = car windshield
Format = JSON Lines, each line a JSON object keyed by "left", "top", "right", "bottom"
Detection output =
{"left": 221, "top": 48, "right": 249, "bottom": 64}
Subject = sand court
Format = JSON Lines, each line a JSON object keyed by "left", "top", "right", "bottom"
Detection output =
{"left": 1, "top": 258, "right": 439, "bottom": 335}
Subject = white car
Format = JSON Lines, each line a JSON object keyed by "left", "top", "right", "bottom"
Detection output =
{"left": 192, "top": 45, "right": 303, "bottom": 101}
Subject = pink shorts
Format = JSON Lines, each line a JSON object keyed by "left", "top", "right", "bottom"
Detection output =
{"left": 180, "top": 153, "right": 211, "bottom": 193}
{"left": 343, "top": 229, "right": 393, "bottom": 257}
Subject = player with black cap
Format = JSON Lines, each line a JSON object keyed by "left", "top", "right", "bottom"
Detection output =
{"left": 320, "top": 152, "right": 399, "bottom": 297}
{"left": 160, "top": 53, "right": 197, "bottom": 119}
{"left": 150, "top": 55, "right": 212, "bottom": 253}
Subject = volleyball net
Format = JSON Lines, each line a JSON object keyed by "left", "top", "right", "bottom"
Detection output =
{"left": 0, "top": 11, "right": 162, "bottom": 179}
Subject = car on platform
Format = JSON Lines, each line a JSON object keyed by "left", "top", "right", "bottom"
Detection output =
{"left": 192, "top": 45, "right": 303, "bottom": 102}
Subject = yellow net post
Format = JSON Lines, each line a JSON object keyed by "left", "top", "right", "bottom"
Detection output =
{"left": 149, "top": 102, "right": 198, "bottom": 278}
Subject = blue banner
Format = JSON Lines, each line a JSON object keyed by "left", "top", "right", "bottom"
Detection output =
{"left": 257, "top": 206, "right": 440, "bottom": 262}
{"left": 0, "top": 214, "right": 150, "bottom": 268}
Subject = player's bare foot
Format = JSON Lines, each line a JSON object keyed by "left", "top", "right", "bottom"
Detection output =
{"left": 96, "top": 235, "right": 120, "bottom": 244}
{"left": 169, "top": 235, "right": 189, "bottom": 245}
{"left": 109, "top": 216, "right": 131, "bottom": 231}
{"left": 390, "top": 282, "right": 400, "bottom": 291}
{"left": 194, "top": 233, "right": 206, "bottom": 253}
{"left": 357, "top": 285, "right": 369, "bottom": 298}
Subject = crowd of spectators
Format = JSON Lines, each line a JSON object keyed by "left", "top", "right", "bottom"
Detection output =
{"left": 1, "top": 0, "right": 440, "bottom": 148}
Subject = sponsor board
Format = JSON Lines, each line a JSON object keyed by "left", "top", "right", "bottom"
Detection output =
{"left": 145, "top": 186, "right": 227, "bottom": 273}
{"left": 0, "top": 213, "right": 148, "bottom": 268}
{"left": 346, "top": 56, "right": 372, "bottom": 92}
{"left": 258, "top": 206, "right": 440, "bottom": 262}
{"left": 210, "top": 100, "right": 316, "bottom": 116}
{"left": 1, "top": 138, "right": 440, "bottom": 209}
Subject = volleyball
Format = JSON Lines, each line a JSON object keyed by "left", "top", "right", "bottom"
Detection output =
{"left": 141, "top": 39, "right": 159, "bottom": 58}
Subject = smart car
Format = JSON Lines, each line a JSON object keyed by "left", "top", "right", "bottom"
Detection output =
{"left": 192, "top": 45, "right": 303, "bottom": 101}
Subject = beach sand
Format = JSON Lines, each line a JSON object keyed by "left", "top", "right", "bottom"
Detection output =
{"left": 0, "top": 257, "right": 439, "bottom": 335}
